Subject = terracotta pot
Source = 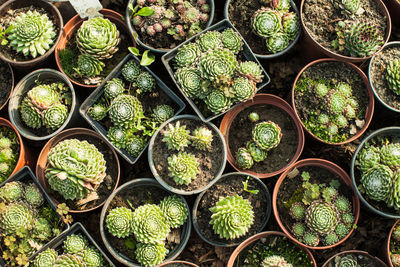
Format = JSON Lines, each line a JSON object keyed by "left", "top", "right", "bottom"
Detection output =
{"left": 54, "top": 9, "right": 135, "bottom": 89}
{"left": 35, "top": 128, "right": 120, "bottom": 213}
{"left": 386, "top": 220, "right": 400, "bottom": 266}
{"left": 300, "top": 0, "right": 391, "bottom": 64}
{"left": 322, "top": 250, "right": 387, "bottom": 266}
{"left": 291, "top": 58, "right": 375, "bottom": 145}
{"left": 273, "top": 158, "right": 361, "bottom": 250}
{"left": 382, "top": 0, "right": 400, "bottom": 28}
{"left": 157, "top": 261, "right": 199, "bottom": 267}
{"left": 0, "top": 0, "right": 63, "bottom": 70}
{"left": 0, "top": 61, "right": 14, "bottom": 113}
{"left": 220, "top": 94, "right": 305, "bottom": 178}
{"left": 227, "top": 231, "right": 317, "bottom": 267}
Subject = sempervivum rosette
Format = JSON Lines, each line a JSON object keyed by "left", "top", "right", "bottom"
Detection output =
{"left": 108, "top": 94, "right": 144, "bottom": 129}
{"left": 167, "top": 152, "right": 199, "bottom": 185}
{"left": 386, "top": 59, "right": 400, "bottom": 95}
{"left": 106, "top": 206, "right": 134, "bottom": 238}
{"left": 62, "top": 234, "right": 88, "bottom": 256}
{"left": 252, "top": 121, "right": 282, "bottom": 151}
{"left": 251, "top": 8, "right": 282, "bottom": 38}
{"left": 0, "top": 202, "right": 34, "bottom": 235}
{"left": 159, "top": 195, "right": 188, "bottom": 228}
{"left": 135, "top": 243, "right": 167, "bottom": 267}
{"left": 305, "top": 200, "right": 339, "bottom": 235}
{"left": 199, "top": 48, "right": 238, "bottom": 82}
{"left": 53, "top": 254, "right": 86, "bottom": 267}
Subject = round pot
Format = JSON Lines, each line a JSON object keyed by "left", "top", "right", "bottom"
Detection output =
{"left": 291, "top": 58, "right": 375, "bottom": 145}
{"left": 300, "top": 0, "right": 391, "bottom": 63}
{"left": 8, "top": 68, "right": 77, "bottom": 141}
{"left": 224, "top": 0, "right": 301, "bottom": 59}
{"left": 193, "top": 172, "right": 272, "bottom": 247}
{"left": 322, "top": 250, "right": 387, "bottom": 266}
{"left": 273, "top": 158, "right": 361, "bottom": 250}
{"left": 148, "top": 114, "right": 227, "bottom": 195}
{"left": 43, "top": 0, "right": 76, "bottom": 22}
{"left": 157, "top": 261, "right": 199, "bottom": 267}
{"left": 55, "top": 9, "right": 135, "bottom": 89}
{"left": 386, "top": 220, "right": 400, "bottom": 266}
{"left": 0, "top": 0, "right": 63, "bottom": 70}
{"left": 382, "top": 0, "right": 400, "bottom": 28}
{"left": 36, "top": 127, "right": 120, "bottom": 213}
{"left": 227, "top": 231, "right": 317, "bottom": 267}
{"left": 0, "top": 60, "right": 14, "bottom": 113}
{"left": 126, "top": 0, "right": 215, "bottom": 54}
{"left": 220, "top": 94, "right": 305, "bottom": 178}
{"left": 100, "top": 178, "right": 191, "bottom": 267}
{"left": 350, "top": 127, "right": 400, "bottom": 218}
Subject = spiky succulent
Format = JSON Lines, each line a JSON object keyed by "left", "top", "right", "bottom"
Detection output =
{"left": 386, "top": 59, "right": 400, "bottom": 95}
{"left": 8, "top": 10, "right": 56, "bottom": 58}
{"left": 43, "top": 104, "right": 69, "bottom": 130}
{"left": 209, "top": 195, "right": 254, "bottom": 240}
{"left": 199, "top": 49, "right": 238, "bottom": 81}
{"left": 33, "top": 248, "right": 58, "bottom": 267}
{"left": 88, "top": 103, "right": 107, "bottom": 121}
{"left": 303, "top": 231, "right": 319, "bottom": 246}
{"left": 335, "top": 222, "right": 351, "bottom": 239}
{"left": 381, "top": 143, "right": 400, "bottom": 168}
{"left": 292, "top": 222, "right": 305, "bottom": 237}
{"left": 361, "top": 164, "right": 393, "bottom": 202}
{"left": 152, "top": 105, "right": 174, "bottom": 123}
{"left": 196, "top": 31, "right": 222, "bottom": 52}
{"left": 252, "top": 121, "right": 282, "bottom": 151}
{"left": 107, "top": 126, "right": 127, "bottom": 149}
{"left": 162, "top": 121, "right": 191, "bottom": 151}
{"left": 204, "top": 90, "right": 232, "bottom": 113}
{"left": 76, "top": 17, "right": 120, "bottom": 60}
{"left": 334, "top": 196, "right": 351, "bottom": 213}
{"left": 136, "top": 72, "right": 156, "bottom": 93}
{"left": 104, "top": 78, "right": 125, "bottom": 99}
{"left": 336, "top": 254, "right": 358, "bottom": 266}
{"left": 261, "top": 255, "right": 293, "bottom": 267}
{"left": 252, "top": 8, "right": 282, "bottom": 38}
{"left": 220, "top": 28, "right": 243, "bottom": 54}
{"left": 232, "top": 77, "right": 256, "bottom": 102}
{"left": 282, "top": 12, "right": 300, "bottom": 40}
{"left": 336, "top": 82, "right": 352, "bottom": 98}
{"left": 106, "top": 206, "right": 134, "bottom": 238}
{"left": 290, "top": 202, "right": 306, "bottom": 220}
{"left": 266, "top": 32, "right": 289, "bottom": 53}
{"left": 235, "top": 147, "right": 254, "bottom": 170}
{"left": 237, "top": 61, "right": 264, "bottom": 83}
{"left": 126, "top": 136, "right": 146, "bottom": 157}
{"left": 159, "top": 195, "right": 188, "bottom": 228}
{"left": 24, "top": 183, "right": 44, "bottom": 207}
{"left": 315, "top": 83, "right": 329, "bottom": 98}
{"left": 246, "top": 141, "right": 267, "bottom": 162}
{"left": 168, "top": 152, "right": 199, "bottom": 185}
{"left": 0, "top": 202, "right": 34, "bottom": 235}
{"left": 191, "top": 127, "right": 213, "bottom": 151}
{"left": 324, "top": 232, "right": 339, "bottom": 246}
{"left": 326, "top": 90, "right": 347, "bottom": 115}
{"left": 175, "top": 67, "right": 204, "bottom": 99}
{"left": 75, "top": 54, "right": 105, "bottom": 77}
{"left": 109, "top": 94, "right": 143, "bottom": 128}
{"left": 53, "top": 254, "right": 86, "bottom": 267}
{"left": 0, "top": 181, "right": 23, "bottom": 202}
{"left": 135, "top": 243, "right": 167, "bottom": 267}
{"left": 122, "top": 60, "right": 142, "bottom": 82}
{"left": 174, "top": 43, "right": 202, "bottom": 68}
{"left": 82, "top": 246, "right": 104, "bottom": 267}
{"left": 63, "top": 234, "right": 88, "bottom": 256}
{"left": 305, "top": 200, "right": 338, "bottom": 235}
{"left": 342, "top": 212, "right": 355, "bottom": 225}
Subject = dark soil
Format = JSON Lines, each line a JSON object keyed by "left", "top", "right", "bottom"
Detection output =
{"left": 370, "top": 45, "right": 400, "bottom": 111}
{"left": 152, "top": 118, "right": 225, "bottom": 192}
{"left": 228, "top": 104, "right": 299, "bottom": 174}
{"left": 164, "top": 264, "right": 190, "bottom": 267}
{"left": 195, "top": 174, "right": 270, "bottom": 246}
{"left": 0, "top": 60, "right": 12, "bottom": 110}
{"left": 324, "top": 252, "right": 385, "bottom": 267}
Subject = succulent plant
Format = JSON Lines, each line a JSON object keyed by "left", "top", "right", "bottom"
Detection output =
{"left": 191, "top": 127, "right": 213, "bottom": 151}
{"left": 152, "top": 104, "right": 174, "bottom": 123}
{"left": 334, "top": 196, "right": 351, "bottom": 213}
{"left": 252, "top": 8, "right": 282, "bottom": 38}
{"left": 273, "top": 0, "right": 291, "bottom": 11}
{"left": 122, "top": 60, "right": 142, "bottom": 82}
{"left": 342, "top": 212, "right": 355, "bottom": 225}
{"left": 361, "top": 164, "right": 393, "bottom": 202}
{"left": 0, "top": 129, "right": 17, "bottom": 182}
{"left": 33, "top": 217, "right": 52, "bottom": 241}
{"left": 63, "top": 234, "right": 88, "bottom": 256}
{"left": 33, "top": 248, "right": 58, "bottom": 267}
{"left": 24, "top": 183, "right": 44, "bottom": 207}
{"left": 326, "top": 90, "right": 347, "bottom": 115}
{"left": 88, "top": 103, "right": 108, "bottom": 121}
{"left": 235, "top": 147, "right": 254, "bottom": 170}
{"left": 209, "top": 195, "right": 254, "bottom": 240}
{"left": 159, "top": 195, "right": 188, "bottom": 228}
{"left": 335, "top": 254, "right": 358, "bottom": 266}
{"left": 168, "top": 152, "right": 199, "bottom": 185}
{"left": 386, "top": 59, "right": 400, "bottom": 95}
{"left": 336, "top": 82, "right": 352, "bottom": 98}
{"left": 20, "top": 100, "right": 42, "bottom": 129}
{"left": 8, "top": 10, "right": 56, "bottom": 58}
{"left": 82, "top": 246, "right": 104, "bottom": 267}
{"left": 107, "top": 126, "right": 127, "bottom": 149}
{"left": 237, "top": 61, "right": 264, "bottom": 83}
{"left": 109, "top": 94, "right": 144, "bottom": 128}
{"left": 261, "top": 255, "right": 293, "bottom": 267}
{"left": 292, "top": 222, "right": 306, "bottom": 237}
{"left": 196, "top": 31, "right": 222, "bottom": 52}
{"left": 204, "top": 90, "right": 232, "bottom": 114}
{"left": 220, "top": 28, "right": 243, "bottom": 54}
{"left": 126, "top": 136, "right": 146, "bottom": 157}
{"left": 162, "top": 121, "right": 191, "bottom": 151}
{"left": 324, "top": 232, "right": 339, "bottom": 246}
{"left": 199, "top": 49, "right": 238, "bottom": 82}
{"left": 282, "top": 12, "right": 300, "bottom": 40}
{"left": 76, "top": 17, "right": 120, "bottom": 60}
{"left": 0, "top": 181, "right": 23, "bottom": 202}
{"left": 305, "top": 200, "right": 338, "bottom": 235}
{"left": 106, "top": 206, "right": 134, "bottom": 238}
{"left": 252, "top": 121, "right": 282, "bottom": 151}
{"left": 315, "top": 83, "right": 329, "bottom": 98}
{"left": 303, "top": 231, "right": 319, "bottom": 246}
{"left": 74, "top": 54, "right": 105, "bottom": 77}
{"left": 335, "top": 114, "right": 348, "bottom": 128}
{"left": 389, "top": 172, "right": 400, "bottom": 210}
{"left": 391, "top": 254, "right": 400, "bottom": 267}
{"left": 53, "top": 254, "right": 86, "bottom": 267}
{"left": 322, "top": 186, "right": 339, "bottom": 202}
{"left": 266, "top": 32, "right": 289, "bottom": 54}
{"left": 44, "top": 104, "right": 69, "bottom": 130}
{"left": 0, "top": 202, "right": 34, "bottom": 235}
{"left": 381, "top": 143, "right": 400, "bottom": 168}
{"left": 135, "top": 242, "right": 167, "bottom": 267}
{"left": 340, "top": 0, "right": 362, "bottom": 14}
{"left": 174, "top": 43, "right": 202, "bottom": 68}
{"left": 246, "top": 141, "right": 268, "bottom": 162}
{"left": 289, "top": 202, "right": 306, "bottom": 220}
{"left": 335, "top": 222, "right": 350, "bottom": 239}
{"left": 175, "top": 67, "right": 204, "bottom": 99}
{"left": 136, "top": 72, "right": 156, "bottom": 93}
{"left": 232, "top": 77, "right": 257, "bottom": 102}
{"left": 104, "top": 78, "right": 125, "bottom": 99}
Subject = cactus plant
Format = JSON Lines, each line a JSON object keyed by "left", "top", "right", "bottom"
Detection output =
{"left": 104, "top": 78, "right": 125, "bottom": 99}
{"left": 135, "top": 243, "right": 166, "bottom": 267}
{"left": 159, "top": 195, "right": 188, "bottom": 228}
{"left": 122, "top": 60, "right": 142, "bottom": 82}
{"left": 191, "top": 127, "right": 213, "bottom": 151}
{"left": 168, "top": 152, "right": 199, "bottom": 185}
{"left": 106, "top": 207, "right": 134, "bottom": 238}
{"left": 235, "top": 147, "right": 254, "bottom": 170}
{"left": 32, "top": 248, "right": 58, "bottom": 267}
{"left": 386, "top": 59, "right": 400, "bottom": 95}
{"left": 252, "top": 8, "right": 282, "bottom": 38}
{"left": 252, "top": 121, "right": 282, "bottom": 151}
{"left": 162, "top": 121, "right": 191, "bottom": 151}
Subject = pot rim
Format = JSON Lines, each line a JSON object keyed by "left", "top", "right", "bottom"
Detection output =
{"left": 0, "top": 62, "right": 14, "bottom": 112}
{"left": 386, "top": 220, "right": 400, "bottom": 267}
{"left": 321, "top": 250, "right": 388, "bottom": 267}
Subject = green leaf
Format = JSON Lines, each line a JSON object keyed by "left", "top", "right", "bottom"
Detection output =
{"left": 4, "top": 25, "right": 13, "bottom": 34}
{"left": 132, "top": 31, "right": 139, "bottom": 41}
{"left": 242, "top": 177, "right": 259, "bottom": 195}
{"left": 140, "top": 50, "right": 155, "bottom": 66}
{"left": 135, "top": 7, "right": 155, "bottom": 17}
{"left": 1, "top": 39, "right": 8, "bottom": 46}
{"left": 128, "top": 47, "right": 140, "bottom": 56}
{"left": 128, "top": 3, "right": 138, "bottom": 14}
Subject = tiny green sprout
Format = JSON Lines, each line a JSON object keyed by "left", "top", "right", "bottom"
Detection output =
{"left": 128, "top": 47, "right": 155, "bottom": 66}
{"left": 129, "top": 4, "right": 155, "bottom": 17}
{"left": 330, "top": 179, "right": 341, "bottom": 189}
{"left": 242, "top": 177, "right": 259, "bottom": 194}
{"left": 353, "top": 224, "right": 357, "bottom": 229}
{"left": 301, "top": 171, "right": 311, "bottom": 181}
{"left": 248, "top": 112, "right": 259, "bottom": 122}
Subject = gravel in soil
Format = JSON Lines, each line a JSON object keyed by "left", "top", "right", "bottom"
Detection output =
{"left": 0, "top": 60, "right": 12, "bottom": 110}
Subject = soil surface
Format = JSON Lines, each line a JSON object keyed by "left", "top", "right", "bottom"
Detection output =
{"left": 152, "top": 118, "right": 225, "bottom": 192}
{"left": 0, "top": 61, "right": 12, "bottom": 110}
{"left": 324, "top": 253, "right": 384, "bottom": 267}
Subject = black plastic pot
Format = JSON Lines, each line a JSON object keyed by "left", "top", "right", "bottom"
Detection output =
{"left": 126, "top": 0, "right": 215, "bottom": 54}
{"left": 351, "top": 127, "right": 400, "bottom": 219}
{"left": 8, "top": 68, "right": 78, "bottom": 142}
{"left": 192, "top": 172, "right": 272, "bottom": 247}
{"left": 100, "top": 178, "right": 191, "bottom": 266}
{"left": 0, "top": 166, "right": 70, "bottom": 266}
{"left": 162, "top": 19, "right": 271, "bottom": 122}
{"left": 223, "top": 0, "right": 301, "bottom": 59}
{"left": 79, "top": 54, "right": 186, "bottom": 164}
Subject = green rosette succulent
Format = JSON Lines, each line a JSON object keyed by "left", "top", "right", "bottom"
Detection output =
{"left": 266, "top": 32, "right": 290, "bottom": 54}
{"left": 326, "top": 90, "right": 346, "bottom": 115}
{"left": 389, "top": 172, "right": 400, "bottom": 210}
{"left": 252, "top": 121, "right": 282, "bottom": 151}
{"left": 152, "top": 105, "right": 174, "bottom": 124}
{"left": 336, "top": 82, "right": 352, "bottom": 98}
{"left": 191, "top": 127, "right": 213, "bottom": 151}
{"left": 88, "top": 103, "right": 107, "bottom": 121}
{"left": 386, "top": 59, "right": 400, "bottom": 95}
{"left": 237, "top": 61, "right": 264, "bottom": 83}
{"left": 282, "top": 12, "right": 300, "bottom": 40}
{"left": 168, "top": 152, "right": 199, "bottom": 185}
{"left": 196, "top": 31, "right": 222, "bottom": 52}
{"left": 336, "top": 255, "right": 358, "bottom": 267}
{"left": 47, "top": 169, "right": 87, "bottom": 200}
{"left": 324, "top": 232, "right": 339, "bottom": 246}
{"left": 107, "top": 126, "right": 127, "bottom": 149}
{"left": 220, "top": 28, "right": 243, "bottom": 54}
{"left": 33, "top": 217, "right": 52, "bottom": 241}
{"left": 75, "top": 54, "right": 105, "bottom": 77}
{"left": 132, "top": 204, "right": 170, "bottom": 244}
{"left": 204, "top": 90, "right": 232, "bottom": 114}
{"left": 335, "top": 222, "right": 350, "bottom": 239}
{"left": 135, "top": 243, "right": 167, "bottom": 267}
{"left": 174, "top": 43, "right": 202, "bottom": 68}
{"left": 20, "top": 99, "right": 42, "bottom": 129}
{"left": 209, "top": 195, "right": 254, "bottom": 240}
{"left": 342, "top": 212, "right": 355, "bottom": 225}
{"left": 199, "top": 49, "right": 238, "bottom": 82}
{"left": 109, "top": 94, "right": 143, "bottom": 128}
{"left": 82, "top": 246, "right": 104, "bottom": 267}
{"left": 246, "top": 141, "right": 267, "bottom": 162}
{"left": 335, "top": 114, "right": 348, "bottom": 128}
{"left": 292, "top": 222, "right": 305, "bottom": 237}
{"left": 28, "top": 83, "right": 60, "bottom": 109}
{"left": 24, "top": 183, "right": 44, "bottom": 207}
{"left": 159, "top": 195, "right": 188, "bottom": 228}
{"left": 122, "top": 60, "right": 142, "bottom": 82}
{"left": 232, "top": 77, "right": 256, "bottom": 102}
{"left": 8, "top": 10, "right": 56, "bottom": 58}
{"left": 53, "top": 254, "right": 86, "bottom": 267}
{"left": 136, "top": 72, "right": 156, "bottom": 93}
{"left": 0, "top": 202, "right": 34, "bottom": 235}
{"left": 43, "top": 104, "right": 69, "bottom": 130}
{"left": 261, "top": 255, "right": 292, "bottom": 267}
{"left": 361, "top": 164, "right": 393, "bottom": 202}
{"left": 175, "top": 67, "right": 204, "bottom": 99}
{"left": 252, "top": 8, "right": 282, "bottom": 38}
{"left": 303, "top": 231, "right": 319, "bottom": 246}
{"left": 235, "top": 147, "right": 254, "bottom": 170}
{"left": 381, "top": 143, "right": 400, "bottom": 168}
{"left": 272, "top": 0, "right": 291, "bottom": 12}
{"left": 104, "top": 78, "right": 125, "bottom": 99}
{"left": 305, "top": 200, "right": 338, "bottom": 235}
{"left": 106, "top": 206, "right": 134, "bottom": 238}
{"left": 0, "top": 181, "right": 23, "bottom": 202}
{"left": 33, "top": 248, "right": 58, "bottom": 267}
{"left": 76, "top": 17, "right": 120, "bottom": 59}
{"left": 63, "top": 234, "right": 88, "bottom": 256}
{"left": 126, "top": 136, "right": 146, "bottom": 157}
{"left": 162, "top": 121, "right": 191, "bottom": 151}
{"left": 334, "top": 196, "right": 351, "bottom": 213}
{"left": 315, "top": 83, "right": 329, "bottom": 98}
{"left": 289, "top": 202, "right": 306, "bottom": 220}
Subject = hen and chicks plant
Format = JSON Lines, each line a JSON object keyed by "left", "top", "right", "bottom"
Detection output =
{"left": 0, "top": 127, "right": 19, "bottom": 182}
{"left": 390, "top": 223, "right": 400, "bottom": 267}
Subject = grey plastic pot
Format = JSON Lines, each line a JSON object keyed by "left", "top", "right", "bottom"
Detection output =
{"left": 223, "top": 0, "right": 301, "bottom": 59}
{"left": 0, "top": 166, "right": 70, "bottom": 266}
{"left": 100, "top": 178, "right": 191, "bottom": 267}
{"left": 8, "top": 68, "right": 78, "bottom": 142}
{"left": 126, "top": 0, "right": 215, "bottom": 54}
{"left": 321, "top": 250, "right": 387, "bottom": 267}
{"left": 80, "top": 53, "right": 186, "bottom": 165}
{"left": 350, "top": 127, "right": 400, "bottom": 219}
{"left": 148, "top": 114, "right": 227, "bottom": 195}
{"left": 192, "top": 172, "right": 272, "bottom": 247}
{"left": 162, "top": 19, "right": 271, "bottom": 122}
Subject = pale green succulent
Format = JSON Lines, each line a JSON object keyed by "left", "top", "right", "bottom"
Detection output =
{"left": 0, "top": 181, "right": 23, "bottom": 202}
{"left": 0, "top": 202, "right": 34, "bottom": 235}
{"left": 168, "top": 152, "right": 199, "bottom": 185}
{"left": 289, "top": 202, "right": 306, "bottom": 220}
{"left": 266, "top": 32, "right": 289, "bottom": 54}
{"left": 24, "top": 183, "right": 44, "bottom": 207}
{"left": 199, "top": 49, "right": 238, "bottom": 82}
{"left": 107, "top": 126, "right": 127, "bottom": 149}
{"left": 126, "top": 136, "right": 146, "bottom": 157}
{"left": 43, "top": 104, "right": 69, "bottom": 130}
{"left": 33, "top": 217, "right": 52, "bottom": 241}
{"left": 106, "top": 206, "right": 134, "bottom": 238}
{"left": 33, "top": 248, "right": 58, "bottom": 267}
{"left": 135, "top": 243, "right": 167, "bottom": 267}
{"left": 152, "top": 105, "right": 174, "bottom": 123}
{"left": 336, "top": 82, "right": 352, "bottom": 98}
{"left": 305, "top": 200, "right": 338, "bottom": 235}
{"left": 246, "top": 141, "right": 267, "bottom": 162}
{"left": 63, "top": 234, "right": 88, "bottom": 256}
{"left": 326, "top": 90, "right": 347, "bottom": 115}
{"left": 361, "top": 164, "right": 393, "bottom": 202}
{"left": 53, "top": 254, "right": 86, "bottom": 267}
{"left": 174, "top": 43, "right": 202, "bottom": 68}
{"left": 162, "top": 121, "right": 191, "bottom": 151}
{"left": 104, "top": 78, "right": 125, "bottom": 99}
{"left": 88, "top": 103, "right": 107, "bottom": 121}
{"left": 252, "top": 121, "right": 282, "bottom": 151}
{"left": 175, "top": 67, "right": 204, "bottom": 99}
{"left": 282, "top": 12, "right": 300, "bottom": 40}
{"left": 82, "top": 246, "right": 104, "bottom": 267}
{"left": 235, "top": 147, "right": 254, "bottom": 170}
{"left": 136, "top": 72, "right": 156, "bottom": 93}
{"left": 252, "top": 8, "right": 282, "bottom": 38}
{"left": 122, "top": 60, "right": 142, "bottom": 82}
{"left": 237, "top": 61, "right": 264, "bottom": 83}
{"left": 272, "top": 0, "right": 291, "bottom": 12}
{"left": 315, "top": 83, "right": 329, "bottom": 98}
{"left": 381, "top": 143, "right": 400, "bottom": 168}
{"left": 204, "top": 90, "right": 232, "bottom": 114}
{"left": 220, "top": 28, "right": 243, "bottom": 54}
{"left": 196, "top": 31, "right": 222, "bottom": 52}
{"left": 232, "top": 77, "right": 256, "bottom": 102}
{"left": 109, "top": 94, "right": 143, "bottom": 129}
{"left": 159, "top": 195, "right": 188, "bottom": 228}
{"left": 74, "top": 54, "right": 105, "bottom": 77}
{"left": 191, "top": 127, "right": 213, "bottom": 151}
{"left": 261, "top": 255, "right": 293, "bottom": 267}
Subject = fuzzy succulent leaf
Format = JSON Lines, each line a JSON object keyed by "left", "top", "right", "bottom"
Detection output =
{"left": 88, "top": 103, "right": 107, "bottom": 121}
{"left": 33, "top": 248, "right": 58, "bottom": 267}
{"left": 136, "top": 72, "right": 156, "bottom": 93}
{"left": 162, "top": 121, "right": 191, "bottom": 151}
{"left": 266, "top": 32, "right": 289, "bottom": 54}
{"left": 168, "top": 152, "right": 199, "bottom": 185}
{"left": 204, "top": 90, "right": 232, "bottom": 114}
{"left": 174, "top": 43, "right": 202, "bottom": 68}
{"left": 135, "top": 243, "right": 167, "bottom": 267}
{"left": 282, "top": 12, "right": 300, "bottom": 40}
{"left": 0, "top": 203, "right": 34, "bottom": 235}
{"left": 24, "top": 183, "right": 44, "bottom": 207}
{"left": 82, "top": 246, "right": 104, "bottom": 267}
{"left": 232, "top": 77, "right": 256, "bottom": 102}
{"left": 315, "top": 83, "right": 329, "bottom": 98}
{"left": 122, "top": 60, "right": 142, "bottom": 82}
{"left": 237, "top": 61, "right": 264, "bottom": 83}
{"left": 191, "top": 126, "right": 213, "bottom": 151}
{"left": 381, "top": 143, "right": 400, "bottom": 168}
{"left": 159, "top": 195, "right": 188, "bottom": 228}
{"left": 196, "top": 31, "right": 222, "bottom": 52}
{"left": 252, "top": 121, "right": 282, "bottom": 151}
{"left": 106, "top": 206, "right": 134, "bottom": 238}
{"left": 252, "top": 8, "right": 282, "bottom": 38}
{"left": 235, "top": 147, "right": 254, "bottom": 170}
{"left": 104, "top": 78, "right": 125, "bottom": 99}
{"left": 0, "top": 181, "right": 23, "bottom": 202}
{"left": 305, "top": 200, "right": 338, "bottom": 235}
{"left": 175, "top": 67, "right": 204, "bottom": 99}
{"left": 386, "top": 59, "right": 400, "bottom": 95}
{"left": 53, "top": 254, "right": 86, "bottom": 267}
{"left": 220, "top": 28, "right": 243, "bottom": 54}
{"left": 246, "top": 141, "right": 267, "bottom": 162}
{"left": 126, "top": 136, "right": 146, "bottom": 157}
{"left": 361, "top": 164, "right": 393, "bottom": 202}
{"left": 152, "top": 105, "right": 174, "bottom": 124}
{"left": 109, "top": 94, "right": 143, "bottom": 128}
{"left": 344, "top": 21, "right": 384, "bottom": 57}
{"left": 43, "top": 104, "right": 69, "bottom": 130}
{"left": 63, "top": 234, "right": 88, "bottom": 256}
{"left": 261, "top": 255, "right": 292, "bottom": 267}
{"left": 107, "top": 126, "right": 127, "bottom": 149}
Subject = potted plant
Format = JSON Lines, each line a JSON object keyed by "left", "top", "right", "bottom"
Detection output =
{"left": 80, "top": 54, "right": 186, "bottom": 164}
{"left": 162, "top": 19, "right": 270, "bottom": 122}
{"left": 0, "top": 60, "right": 13, "bottom": 112}
{"left": 8, "top": 68, "right": 77, "bottom": 142}
{"left": 55, "top": 9, "right": 135, "bottom": 88}
{"left": 300, "top": 0, "right": 391, "bottom": 63}
{"left": 36, "top": 128, "right": 120, "bottom": 213}
{"left": 100, "top": 178, "right": 191, "bottom": 267}
{"left": 192, "top": 172, "right": 271, "bottom": 247}
{"left": 227, "top": 231, "right": 317, "bottom": 267}
{"left": 273, "top": 158, "right": 361, "bottom": 249}
{"left": 31, "top": 222, "right": 115, "bottom": 266}
{"left": 148, "top": 114, "right": 226, "bottom": 195}
{"left": 0, "top": 0, "right": 63, "bottom": 70}
{"left": 224, "top": 0, "right": 301, "bottom": 58}
{"left": 292, "top": 58, "right": 374, "bottom": 145}
{"left": 126, "top": 0, "right": 215, "bottom": 54}
{"left": 0, "top": 166, "right": 68, "bottom": 266}
{"left": 322, "top": 250, "right": 387, "bottom": 266}
{"left": 386, "top": 220, "right": 400, "bottom": 266}
{"left": 220, "top": 94, "right": 305, "bottom": 178}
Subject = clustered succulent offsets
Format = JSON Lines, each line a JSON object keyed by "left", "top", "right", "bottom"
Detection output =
{"left": 0, "top": 127, "right": 19, "bottom": 182}
{"left": 132, "top": 0, "right": 211, "bottom": 43}
{"left": 288, "top": 171, "right": 354, "bottom": 247}
{"left": 251, "top": 0, "right": 300, "bottom": 54}
{"left": 386, "top": 59, "right": 400, "bottom": 96}
{"left": 334, "top": 254, "right": 359, "bottom": 266}
{"left": 173, "top": 29, "right": 264, "bottom": 115}
{"left": 390, "top": 223, "right": 400, "bottom": 267}
{"left": 106, "top": 194, "right": 188, "bottom": 266}
{"left": 0, "top": 181, "right": 62, "bottom": 266}
{"left": 33, "top": 234, "right": 104, "bottom": 267}
{"left": 261, "top": 255, "right": 293, "bottom": 267}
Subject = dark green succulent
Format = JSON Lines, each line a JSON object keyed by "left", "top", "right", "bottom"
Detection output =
{"left": 324, "top": 232, "right": 339, "bottom": 246}
{"left": 104, "top": 78, "right": 125, "bottom": 99}
{"left": 381, "top": 143, "right": 400, "bottom": 168}
{"left": 290, "top": 202, "right": 306, "bottom": 221}
{"left": 361, "top": 164, "right": 393, "bottom": 202}
{"left": 151, "top": 105, "right": 174, "bottom": 123}
{"left": 232, "top": 77, "right": 256, "bottom": 102}
{"left": 235, "top": 147, "right": 254, "bottom": 170}
{"left": 107, "top": 126, "right": 127, "bottom": 149}
{"left": 237, "top": 61, "right": 264, "bottom": 83}
{"left": 252, "top": 121, "right": 282, "bottom": 151}
{"left": 74, "top": 54, "right": 105, "bottom": 77}
{"left": 266, "top": 32, "right": 289, "bottom": 54}
{"left": 88, "top": 103, "right": 107, "bottom": 121}
{"left": 24, "top": 183, "right": 44, "bottom": 207}
{"left": 334, "top": 196, "right": 351, "bottom": 213}
{"left": 204, "top": 90, "right": 232, "bottom": 114}
{"left": 246, "top": 141, "right": 267, "bottom": 162}
{"left": 305, "top": 200, "right": 338, "bottom": 235}
{"left": 292, "top": 222, "right": 305, "bottom": 237}
{"left": 122, "top": 60, "right": 142, "bottom": 82}
{"left": 196, "top": 31, "right": 222, "bottom": 52}
{"left": 220, "top": 28, "right": 243, "bottom": 54}
{"left": 33, "top": 217, "right": 52, "bottom": 241}
{"left": 282, "top": 12, "right": 300, "bottom": 40}
{"left": 136, "top": 72, "right": 156, "bottom": 93}
{"left": 109, "top": 94, "right": 143, "bottom": 129}
{"left": 175, "top": 67, "right": 204, "bottom": 99}
{"left": 335, "top": 222, "right": 350, "bottom": 239}
{"left": 303, "top": 231, "right": 319, "bottom": 247}
{"left": 174, "top": 43, "right": 202, "bottom": 68}
{"left": 126, "top": 136, "right": 146, "bottom": 157}
{"left": 199, "top": 49, "right": 238, "bottom": 82}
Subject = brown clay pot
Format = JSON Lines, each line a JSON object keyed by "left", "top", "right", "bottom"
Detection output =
{"left": 54, "top": 9, "right": 135, "bottom": 89}
{"left": 300, "top": 0, "right": 391, "bottom": 64}
{"left": 291, "top": 58, "right": 375, "bottom": 145}
{"left": 35, "top": 127, "right": 120, "bottom": 213}
{"left": 382, "top": 0, "right": 400, "bottom": 28}
{"left": 273, "top": 158, "right": 361, "bottom": 250}
{"left": 0, "top": 0, "right": 63, "bottom": 70}
{"left": 157, "top": 261, "right": 199, "bottom": 267}
{"left": 322, "top": 250, "right": 387, "bottom": 266}
{"left": 385, "top": 220, "right": 400, "bottom": 266}
{"left": 227, "top": 231, "right": 317, "bottom": 267}
{"left": 219, "top": 94, "right": 305, "bottom": 178}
